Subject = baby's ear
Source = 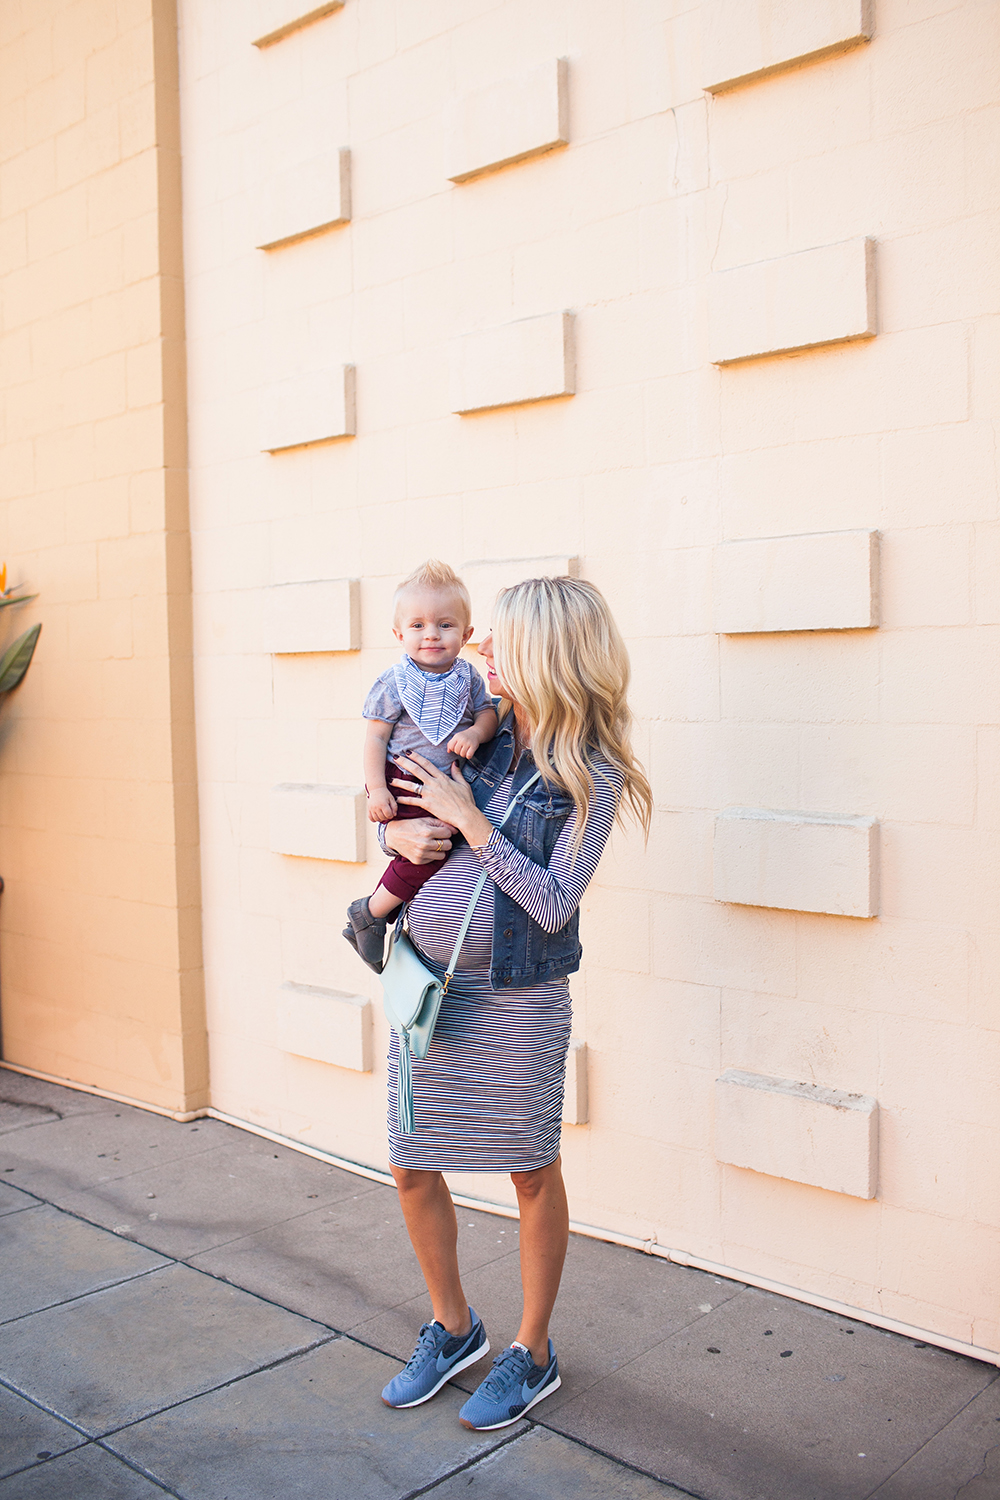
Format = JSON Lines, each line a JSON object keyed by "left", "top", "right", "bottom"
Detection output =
{"left": 462, "top": 623, "right": 474, "bottom": 645}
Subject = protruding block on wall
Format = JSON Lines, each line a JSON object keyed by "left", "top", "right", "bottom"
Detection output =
{"left": 262, "top": 366, "right": 356, "bottom": 453}
{"left": 715, "top": 1068, "right": 878, "bottom": 1199}
{"left": 709, "top": 238, "right": 876, "bottom": 366}
{"left": 714, "top": 808, "right": 878, "bottom": 917}
{"left": 268, "top": 578, "right": 360, "bottom": 654}
{"left": 257, "top": 149, "right": 351, "bottom": 249}
{"left": 703, "top": 0, "right": 872, "bottom": 93}
{"left": 451, "top": 312, "right": 575, "bottom": 417}
{"left": 277, "top": 982, "right": 372, "bottom": 1072}
{"left": 714, "top": 530, "right": 879, "bottom": 634}
{"left": 252, "top": 0, "right": 344, "bottom": 48}
{"left": 448, "top": 58, "right": 569, "bottom": 183}
{"left": 270, "top": 784, "right": 365, "bottom": 863}
{"left": 562, "top": 1039, "right": 589, "bottom": 1125}
{"left": 463, "top": 555, "right": 580, "bottom": 643}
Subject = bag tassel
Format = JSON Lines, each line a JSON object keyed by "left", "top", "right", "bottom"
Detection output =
{"left": 397, "top": 1031, "right": 414, "bottom": 1135}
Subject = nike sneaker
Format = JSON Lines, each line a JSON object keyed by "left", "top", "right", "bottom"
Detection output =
{"left": 458, "top": 1339, "right": 560, "bottom": 1430}
{"left": 381, "top": 1309, "right": 489, "bottom": 1408}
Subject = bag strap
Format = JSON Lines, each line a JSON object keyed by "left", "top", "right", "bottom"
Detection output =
{"left": 441, "top": 768, "right": 541, "bottom": 991}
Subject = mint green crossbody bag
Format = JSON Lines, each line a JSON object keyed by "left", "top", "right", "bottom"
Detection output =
{"left": 381, "top": 770, "right": 541, "bottom": 1134}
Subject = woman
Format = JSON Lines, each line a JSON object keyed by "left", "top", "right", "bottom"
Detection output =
{"left": 377, "top": 576, "right": 652, "bottom": 1431}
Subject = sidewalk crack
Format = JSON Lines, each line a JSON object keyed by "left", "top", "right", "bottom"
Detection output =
{"left": 859, "top": 1371, "right": 1000, "bottom": 1500}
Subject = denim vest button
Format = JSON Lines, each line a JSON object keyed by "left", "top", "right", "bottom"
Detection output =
{"left": 503, "top": 928, "right": 512, "bottom": 939}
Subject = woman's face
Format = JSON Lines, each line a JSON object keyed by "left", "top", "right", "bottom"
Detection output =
{"left": 477, "top": 630, "right": 515, "bottom": 702}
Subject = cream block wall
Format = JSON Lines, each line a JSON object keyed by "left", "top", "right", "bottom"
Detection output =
{"left": 708, "top": 237, "right": 877, "bottom": 365}
{"left": 703, "top": 0, "right": 873, "bottom": 95}
{"left": 267, "top": 577, "right": 360, "bottom": 654}
{"left": 450, "top": 311, "right": 576, "bottom": 416}
{"left": 261, "top": 365, "right": 357, "bottom": 452}
{"left": 714, "top": 529, "right": 879, "bottom": 633}
{"left": 256, "top": 147, "right": 351, "bottom": 250}
{"left": 175, "top": 0, "right": 1000, "bottom": 1357}
{"left": 715, "top": 1068, "right": 878, "bottom": 1199}
{"left": 448, "top": 57, "right": 569, "bottom": 184}
{"left": 0, "top": 0, "right": 207, "bottom": 1112}
{"left": 713, "top": 807, "right": 879, "bottom": 917}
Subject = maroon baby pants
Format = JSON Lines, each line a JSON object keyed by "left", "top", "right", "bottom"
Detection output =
{"left": 377, "top": 757, "right": 447, "bottom": 902}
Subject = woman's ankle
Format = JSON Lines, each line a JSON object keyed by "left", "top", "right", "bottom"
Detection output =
{"left": 435, "top": 1305, "right": 472, "bottom": 1338}
{"left": 514, "top": 1330, "right": 550, "bottom": 1367}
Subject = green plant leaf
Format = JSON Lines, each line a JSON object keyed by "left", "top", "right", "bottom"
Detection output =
{"left": 0, "top": 623, "right": 41, "bottom": 693}
{"left": 0, "top": 593, "right": 37, "bottom": 609}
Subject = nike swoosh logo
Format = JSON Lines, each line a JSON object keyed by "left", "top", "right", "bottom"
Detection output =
{"left": 436, "top": 1333, "right": 476, "bottom": 1372}
{"left": 518, "top": 1373, "right": 547, "bottom": 1404}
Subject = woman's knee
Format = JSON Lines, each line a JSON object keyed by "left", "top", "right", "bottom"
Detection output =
{"left": 511, "top": 1161, "right": 560, "bottom": 1201}
{"left": 391, "top": 1164, "right": 443, "bottom": 1196}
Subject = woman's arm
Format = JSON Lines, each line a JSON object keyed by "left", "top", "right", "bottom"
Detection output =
{"left": 474, "top": 766, "right": 624, "bottom": 933}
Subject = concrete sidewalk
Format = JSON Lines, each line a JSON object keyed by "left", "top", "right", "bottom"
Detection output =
{"left": 0, "top": 1066, "right": 997, "bottom": 1500}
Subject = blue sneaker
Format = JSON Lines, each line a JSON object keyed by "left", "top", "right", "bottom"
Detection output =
{"left": 381, "top": 1309, "right": 489, "bottom": 1408}
{"left": 458, "top": 1340, "right": 560, "bottom": 1430}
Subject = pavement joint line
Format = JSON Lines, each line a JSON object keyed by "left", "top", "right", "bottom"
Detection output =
{"left": 528, "top": 1414, "right": 711, "bottom": 1499}
{"left": 0, "top": 1261, "right": 170, "bottom": 1329}
{"left": 91, "top": 1437, "right": 191, "bottom": 1499}
{"left": 0, "top": 1373, "right": 99, "bottom": 1442}
{"left": 1, "top": 1439, "right": 185, "bottom": 1500}
{"left": 93, "top": 1332, "right": 342, "bottom": 1443}
{"left": 395, "top": 1423, "right": 530, "bottom": 1500}
{"left": 0, "top": 1440, "right": 95, "bottom": 1488}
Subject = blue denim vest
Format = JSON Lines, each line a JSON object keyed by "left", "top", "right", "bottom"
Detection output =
{"left": 461, "top": 711, "right": 583, "bottom": 990}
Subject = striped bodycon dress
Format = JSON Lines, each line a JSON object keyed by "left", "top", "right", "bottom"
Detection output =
{"left": 387, "top": 763, "right": 623, "bottom": 1172}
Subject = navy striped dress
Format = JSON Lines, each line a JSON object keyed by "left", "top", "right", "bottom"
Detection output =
{"left": 387, "top": 762, "right": 623, "bottom": 1172}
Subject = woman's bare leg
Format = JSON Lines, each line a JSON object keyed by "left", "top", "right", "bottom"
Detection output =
{"left": 391, "top": 1165, "right": 471, "bottom": 1336}
{"left": 510, "top": 1156, "right": 569, "bottom": 1366}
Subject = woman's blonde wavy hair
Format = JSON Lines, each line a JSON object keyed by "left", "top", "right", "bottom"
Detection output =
{"left": 491, "top": 576, "right": 653, "bottom": 851}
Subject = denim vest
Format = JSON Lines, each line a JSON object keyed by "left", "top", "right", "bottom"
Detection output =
{"left": 462, "top": 712, "right": 583, "bottom": 990}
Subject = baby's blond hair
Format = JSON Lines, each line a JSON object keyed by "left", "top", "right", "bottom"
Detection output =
{"left": 392, "top": 559, "right": 472, "bottom": 630}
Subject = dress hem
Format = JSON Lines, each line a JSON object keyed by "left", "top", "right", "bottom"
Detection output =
{"left": 387, "top": 1146, "right": 562, "bottom": 1174}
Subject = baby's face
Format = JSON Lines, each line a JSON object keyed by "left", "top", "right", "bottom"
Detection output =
{"left": 393, "top": 588, "right": 472, "bottom": 672}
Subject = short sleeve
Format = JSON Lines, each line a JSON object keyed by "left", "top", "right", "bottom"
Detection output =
{"left": 468, "top": 669, "right": 492, "bottom": 715}
{"left": 363, "top": 670, "right": 403, "bottom": 724}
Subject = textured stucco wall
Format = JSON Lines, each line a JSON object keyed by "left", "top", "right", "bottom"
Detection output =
{"left": 0, "top": 0, "right": 206, "bottom": 1112}
{"left": 27, "top": 0, "right": 989, "bottom": 1352}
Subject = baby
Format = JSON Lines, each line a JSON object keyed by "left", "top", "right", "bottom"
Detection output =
{"left": 343, "top": 560, "right": 497, "bottom": 972}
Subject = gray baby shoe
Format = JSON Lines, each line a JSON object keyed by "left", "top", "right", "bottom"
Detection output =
{"left": 343, "top": 897, "right": 388, "bottom": 973}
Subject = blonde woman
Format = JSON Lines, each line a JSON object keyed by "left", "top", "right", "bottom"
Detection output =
{"left": 377, "top": 576, "right": 652, "bottom": 1430}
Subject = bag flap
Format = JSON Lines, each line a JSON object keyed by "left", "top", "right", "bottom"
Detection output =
{"left": 381, "top": 929, "right": 442, "bottom": 1033}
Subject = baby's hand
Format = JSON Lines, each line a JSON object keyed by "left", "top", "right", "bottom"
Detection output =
{"left": 447, "top": 729, "right": 480, "bottom": 759}
{"left": 367, "top": 789, "right": 397, "bottom": 823}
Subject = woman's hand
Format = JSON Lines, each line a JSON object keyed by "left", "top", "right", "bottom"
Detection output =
{"left": 383, "top": 816, "right": 456, "bottom": 865}
{"left": 391, "top": 753, "right": 495, "bottom": 848}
